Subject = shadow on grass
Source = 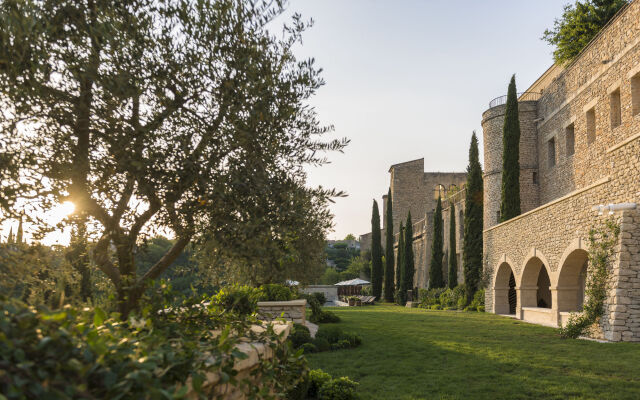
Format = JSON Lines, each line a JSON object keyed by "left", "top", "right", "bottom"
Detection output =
{"left": 307, "top": 305, "right": 640, "bottom": 400}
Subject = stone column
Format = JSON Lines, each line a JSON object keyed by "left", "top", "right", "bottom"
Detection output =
{"left": 493, "top": 287, "right": 510, "bottom": 314}
{"left": 517, "top": 286, "right": 538, "bottom": 319}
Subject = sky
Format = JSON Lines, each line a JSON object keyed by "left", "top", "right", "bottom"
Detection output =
{"left": 281, "top": 0, "right": 566, "bottom": 240}
{"left": 1, "top": 1, "right": 566, "bottom": 246}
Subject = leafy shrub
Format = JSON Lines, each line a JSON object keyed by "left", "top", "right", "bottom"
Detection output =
{"left": 316, "top": 326, "right": 362, "bottom": 350}
{"left": 418, "top": 288, "right": 446, "bottom": 308}
{"left": 300, "top": 342, "right": 317, "bottom": 354}
{"left": 361, "top": 285, "right": 372, "bottom": 296}
{"left": 312, "top": 337, "right": 331, "bottom": 352}
{"left": 308, "top": 369, "right": 332, "bottom": 398}
{"left": 260, "top": 283, "right": 296, "bottom": 301}
{"left": 467, "top": 288, "right": 485, "bottom": 312}
{"left": 289, "top": 323, "right": 312, "bottom": 348}
{"left": 306, "top": 294, "right": 341, "bottom": 324}
{"left": 439, "top": 285, "right": 467, "bottom": 310}
{"left": 211, "top": 284, "right": 263, "bottom": 315}
{"left": 311, "top": 291, "right": 327, "bottom": 305}
{"left": 0, "top": 294, "right": 306, "bottom": 399}
{"left": 318, "top": 376, "right": 359, "bottom": 400}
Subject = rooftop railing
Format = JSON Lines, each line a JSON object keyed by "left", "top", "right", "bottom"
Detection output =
{"left": 488, "top": 92, "right": 541, "bottom": 109}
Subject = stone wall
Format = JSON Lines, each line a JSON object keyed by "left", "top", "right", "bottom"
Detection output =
{"left": 301, "top": 285, "right": 338, "bottom": 303}
{"left": 483, "top": 0, "right": 640, "bottom": 341}
{"left": 257, "top": 300, "right": 306, "bottom": 325}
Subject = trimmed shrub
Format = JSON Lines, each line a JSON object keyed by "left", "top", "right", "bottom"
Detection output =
{"left": 311, "top": 292, "right": 327, "bottom": 305}
{"left": 308, "top": 369, "right": 332, "bottom": 398}
{"left": 316, "top": 326, "right": 362, "bottom": 351}
{"left": 312, "top": 337, "right": 331, "bottom": 352}
{"left": 289, "top": 323, "right": 312, "bottom": 348}
{"left": 260, "top": 283, "right": 296, "bottom": 301}
{"left": 318, "top": 376, "right": 359, "bottom": 400}
{"left": 300, "top": 342, "right": 317, "bottom": 354}
{"left": 467, "top": 288, "right": 485, "bottom": 312}
{"left": 211, "top": 284, "right": 263, "bottom": 315}
{"left": 306, "top": 294, "right": 340, "bottom": 324}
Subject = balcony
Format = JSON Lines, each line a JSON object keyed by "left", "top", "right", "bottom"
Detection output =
{"left": 488, "top": 92, "right": 541, "bottom": 109}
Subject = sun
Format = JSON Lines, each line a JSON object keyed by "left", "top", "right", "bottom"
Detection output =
{"left": 51, "top": 201, "right": 75, "bottom": 221}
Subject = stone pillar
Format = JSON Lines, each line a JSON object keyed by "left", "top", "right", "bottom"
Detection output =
{"left": 493, "top": 288, "right": 510, "bottom": 314}
{"left": 517, "top": 286, "right": 538, "bottom": 319}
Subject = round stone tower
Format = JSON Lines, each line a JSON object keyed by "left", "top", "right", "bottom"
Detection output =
{"left": 481, "top": 98, "right": 540, "bottom": 230}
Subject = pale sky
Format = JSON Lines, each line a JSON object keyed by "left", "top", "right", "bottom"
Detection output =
{"left": 1, "top": 1, "right": 566, "bottom": 246}
{"left": 284, "top": 0, "right": 566, "bottom": 240}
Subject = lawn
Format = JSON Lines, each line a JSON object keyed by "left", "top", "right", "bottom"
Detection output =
{"left": 306, "top": 304, "right": 640, "bottom": 400}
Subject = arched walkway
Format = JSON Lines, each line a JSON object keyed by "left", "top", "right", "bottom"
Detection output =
{"left": 519, "top": 256, "right": 552, "bottom": 309}
{"left": 556, "top": 249, "right": 589, "bottom": 312}
{"left": 493, "top": 262, "right": 517, "bottom": 314}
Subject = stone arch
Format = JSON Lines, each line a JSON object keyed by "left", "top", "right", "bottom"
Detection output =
{"left": 556, "top": 239, "right": 589, "bottom": 312}
{"left": 493, "top": 258, "right": 517, "bottom": 315}
{"left": 519, "top": 249, "right": 553, "bottom": 309}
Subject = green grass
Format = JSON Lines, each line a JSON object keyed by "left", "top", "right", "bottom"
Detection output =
{"left": 306, "top": 304, "right": 640, "bottom": 400}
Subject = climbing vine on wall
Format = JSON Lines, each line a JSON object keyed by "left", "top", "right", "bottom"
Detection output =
{"left": 560, "top": 218, "right": 620, "bottom": 339}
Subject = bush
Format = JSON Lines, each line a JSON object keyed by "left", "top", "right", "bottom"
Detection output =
{"left": 467, "top": 288, "right": 485, "bottom": 312}
{"left": 289, "top": 323, "right": 312, "bottom": 348}
{"left": 439, "top": 285, "right": 467, "bottom": 310}
{"left": 308, "top": 369, "right": 333, "bottom": 398}
{"left": 260, "top": 283, "right": 296, "bottom": 301}
{"left": 310, "top": 291, "right": 327, "bottom": 305}
{"left": 316, "top": 326, "right": 362, "bottom": 350}
{"left": 361, "top": 285, "right": 372, "bottom": 296}
{"left": 300, "top": 342, "right": 317, "bottom": 354}
{"left": 418, "top": 288, "right": 446, "bottom": 309}
{"left": 211, "top": 284, "right": 263, "bottom": 315}
{"left": 306, "top": 294, "right": 340, "bottom": 324}
{"left": 318, "top": 376, "right": 359, "bottom": 400}
{"left": 312, "top": 337, "right": 331, "bottom": 352}
{"left": 0, "top": 294, "right": 307, "bottom": 399}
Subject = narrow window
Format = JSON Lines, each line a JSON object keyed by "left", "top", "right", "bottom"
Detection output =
{"left": 565, "top": 123, "right": 575, "bottom": 156}
{"left": 610, "top": 88, "right": 621, "bottom": 128}
{"left": 586, "top": 107, "right": 596, "bottom": 144}
{"left": 496, "top": 211, "right": 501, "bottom": 223}
{"left": 532, "top": 171, "right": 538, "bottom": 184}
{"left": 547, "top": 137, "right": 556, "bottom": 168}
{"left": 632, "top": 72, "right": 640, "bottom": 116}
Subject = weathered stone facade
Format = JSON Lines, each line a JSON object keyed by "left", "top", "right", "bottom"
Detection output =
{"left": 361, "top": 158, "right": 467, "bottom": 289}
{"left": 483, "top": 0, "right": 640, "bottom": 341}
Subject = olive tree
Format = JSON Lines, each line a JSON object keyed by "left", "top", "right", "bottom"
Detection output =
{"left": 0, "top": 0, "right": 346, "bottom": 316}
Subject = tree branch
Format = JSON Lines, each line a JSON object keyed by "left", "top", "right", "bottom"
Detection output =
{"left": 137, "top": 235, "right": 192, "bottom": 284}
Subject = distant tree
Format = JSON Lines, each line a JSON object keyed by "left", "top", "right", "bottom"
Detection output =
{"left": 464, "top": 132, "right": 484, "bottom": 296}
{"left": 401, "top": 212, "right": 414, "bottom": 304}
{"left": 16, "top": 216, "right": 23, "bottom": 244}
{"left": 429, "top": 196, "right": 445, "bottom": 289}
{"left": 396, "top": 222, "right": 404, "bottom": 296}
{"left": 384, "top": 189, "right": 395, "bottom": 302}
{"left": 344, "top": 233, "right": 356, "bottom": 241}
{"left": 500, "top": 75, "right": 521, "bottom": 222}
{"left": 370, "top": 200, "right": 383, "bottom": 299}
{"left": 320, "top": 268, "right": 341, "bottom": 285}
{"left": 0, "top": 0, "right": 346, "bottom": 317}
{"left": 448, "top": 204, "right": 458, "bottom": 289}
{"left": 543, "top": 0, "right": 629, "bottom": 64}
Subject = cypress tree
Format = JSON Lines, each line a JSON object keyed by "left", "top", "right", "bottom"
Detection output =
{"left": 429, "top": 196, "right": 445, "bottom": 289}
{"left": 384, "top": 189, "right": 395, "bottom": 302}
{"left": 464, "top": 132, "right": 484, "bottom": 296}
{"left": 401, "top": 212, "right": 414, "bottom": 303}
{"left": 395, "top": 222, "right": 404, "bottom": 296}
{"left": 16, "top": 215, "right": 23, "bottom": 244}
{"left": 500, "top": 74, "right": 521, "bottom": 222}
{"left": 370, "top": 200, "right": 383, "bottom": 299}
{"left": 448, "top": 204, "right": 458, "bottom": 289}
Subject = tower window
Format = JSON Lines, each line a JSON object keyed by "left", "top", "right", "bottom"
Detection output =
{"left": 610, "top": 88, "right": 621, "bottom": 129}
{"left": 565, "top": 123, "right": 575, "bottom": 156}
{"left": 532, "top": 171, "right": 538, "bottom": 184}
{"left": 632, "top": 72, "right": 640, "bottom": 116}
{"left": 586, "top": 107, "right": 596, "bottom": 144}
{"left": 547, "top": 137, "right": 556, "bottom": 168}
{"left": 496, "top": 211, "right": 501, "bottom": 223}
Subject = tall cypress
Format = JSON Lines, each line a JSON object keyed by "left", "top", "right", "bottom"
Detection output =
{"left": 370, "top": 200, "right": 383, "bottom": 299}
{"left": 429, "top": 196, "right": 444, "bottom": 289}
{"left": 401, "top": 212, "right": 415, "bottom": 304}
{"left": 500, "top": 74, "right": 521, "bottom": 222}
{"left": 464, "top": 132, "right": 484, "bottom": 296}
{"left": 384, "top": 189, "right": 395, "bottom": 302}
{"left": 448, "top": 204, "right": 458, "bottom": 289}
{"left": 395, "top": 222, "right": 404, "bottom": 296}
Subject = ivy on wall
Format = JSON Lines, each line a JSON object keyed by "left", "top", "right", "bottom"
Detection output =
{"left": 560, "top": 218, "right": 620, "bottom": 339}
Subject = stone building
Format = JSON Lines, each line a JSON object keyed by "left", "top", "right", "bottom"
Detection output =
{"left": 360, "top": 158, "right": 467, "bottom": 289}
{"left": 483, "top": 0, "right": 640, "bottom": 341}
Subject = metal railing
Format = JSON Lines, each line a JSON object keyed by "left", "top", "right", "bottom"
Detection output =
{"left": 488, "top": 92, "right": 541, "bottom": 109}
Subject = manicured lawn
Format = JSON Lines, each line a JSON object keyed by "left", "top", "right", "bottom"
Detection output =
{"left": 306, "top": 304, "right": 640, "bottom": 400}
